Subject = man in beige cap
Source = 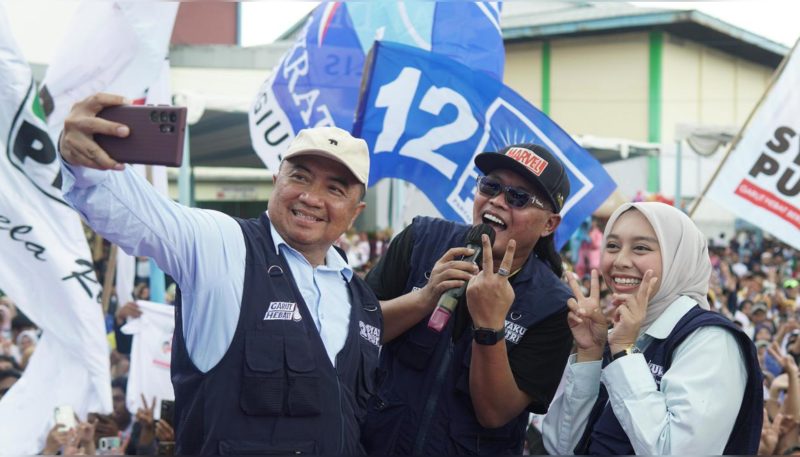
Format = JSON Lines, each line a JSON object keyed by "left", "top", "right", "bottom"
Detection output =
{"left": 59, "top": 94, "right": 381, "bottom": 455}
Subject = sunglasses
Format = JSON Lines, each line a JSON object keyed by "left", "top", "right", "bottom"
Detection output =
{"left": 476, "top": 176, "right": 551, "bottom": 210}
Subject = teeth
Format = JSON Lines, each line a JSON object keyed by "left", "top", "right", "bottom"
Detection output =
{"left": 292, "top": 210, "right": 322, "bottom": 222}
{"left": 614, "top": 277, "right": 641, "bottom": 285}
{"left": 482, "top": 213, "right": 506, "bottom": 228}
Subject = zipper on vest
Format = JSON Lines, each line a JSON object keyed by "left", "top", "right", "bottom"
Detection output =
{"left": 336, "top": 361, "right": 345, "bottom": 454}
{"left": 412, "top": 339, "right": 453, "bottom": 454}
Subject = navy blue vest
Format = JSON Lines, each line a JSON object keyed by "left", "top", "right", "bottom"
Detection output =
{"left": 576, "top": 305, "right": 762, "bottom": 455}
{"left": 171, "top": 214, "right": 382, "bottom": 455}
{"left": 361, "top": 217, "right": 571, "bottom": 455}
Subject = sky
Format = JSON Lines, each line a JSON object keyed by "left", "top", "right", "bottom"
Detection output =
{"left": 239, "top": 1, "right": 800, "bottom": 49}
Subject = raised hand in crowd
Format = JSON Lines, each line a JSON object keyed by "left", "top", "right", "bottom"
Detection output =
{"left": 89, "top": 413, "right": 120, "bottom": 441}
{"left": 77, "top": 414, "right": 98, "bottom": 456}
{"left": 41, "top": 423, "right": 71, "bottom": 455}
{"left": 761, "top": 410, "right": 785, "bottom": 455}
{"left": 114, "top": 301, "right": 142, "bottom": 326}
{"left": 155, "top": 418, "right": 175, "bottom": 442}
{"left": 135, "top": 394, "right": 157, "bottom": 447}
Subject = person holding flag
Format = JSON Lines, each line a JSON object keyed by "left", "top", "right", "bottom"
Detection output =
{"left": 57, "top": 93, "right": 382, "bottom": 455}
{"left": 361, "top": 143, "right": 574, "bottom": 455}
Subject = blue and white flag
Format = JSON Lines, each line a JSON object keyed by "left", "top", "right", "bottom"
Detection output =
{"left": 353, "top": 41, "right": 616, "bottom": 248}
{"left": 249, "top": 2, "right": 503, "bottom": 172}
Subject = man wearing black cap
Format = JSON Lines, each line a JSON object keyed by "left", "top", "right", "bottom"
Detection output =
{"left": 361, "top": 144, "right": 574, "bottom": 455}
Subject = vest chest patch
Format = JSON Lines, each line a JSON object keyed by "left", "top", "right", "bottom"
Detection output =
{"left": 504, "top": 320, "right": 527, "bottom": 344}
{"left": 359, "top": 321, "right": 381, "bottom": 346}
{"left": 264, "top": 301, "right": 302, "bottom": 321}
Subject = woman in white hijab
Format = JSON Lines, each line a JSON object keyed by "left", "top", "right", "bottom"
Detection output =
{"left": 542, "top": 202, "right": 762, "bottom": 455}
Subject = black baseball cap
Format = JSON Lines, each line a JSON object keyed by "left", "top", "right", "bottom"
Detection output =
{"left": 474, "top": 143, "right": 571, "bottom": 212}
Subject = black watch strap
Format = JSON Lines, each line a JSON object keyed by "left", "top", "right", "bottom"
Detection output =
{"left": 611, "top": 345, "right": 639, "bottom": 361}
{"left": 472, "top": 326, "right": 506, "bottom": 345}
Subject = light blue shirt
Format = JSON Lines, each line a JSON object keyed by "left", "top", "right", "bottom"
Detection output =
{"left": 542, "top": 296, "right": 747, "bottom": 455}
{"left": 60, "top": 162, "right": 353, "bottom": 371}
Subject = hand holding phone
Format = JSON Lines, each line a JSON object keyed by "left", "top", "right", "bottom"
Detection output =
{"left": 95, "top": 105, "right": 187, "bottom": 167}
{"left": 54, "top": 405, "right": 77, "bottom": 431}
{"left": 159, "top": 399, "right": 175, "bottom": 426}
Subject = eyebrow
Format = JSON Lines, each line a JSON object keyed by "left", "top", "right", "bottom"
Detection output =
{"left": 290, "top": 163, "right": 352, "bottom": 189}
{"left": 606, "top": 234, "right": 659, "bottom": 244}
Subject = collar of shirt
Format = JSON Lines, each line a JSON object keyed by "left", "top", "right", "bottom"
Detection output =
{"left": 266, "top": 214, "right": 353, "bottom": 282}
{"left": 642, "top": 295, "right": 698, "bottom": 340}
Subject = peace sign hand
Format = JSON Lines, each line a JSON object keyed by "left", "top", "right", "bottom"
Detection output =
{"left": 566, "top": 269, "right": 607, "bottom": 361}
{"left": 607, "top": 269, "right": 658, "bottom": 353}
{"left": 466, "top": 234, "right": 516, "bottom": 330}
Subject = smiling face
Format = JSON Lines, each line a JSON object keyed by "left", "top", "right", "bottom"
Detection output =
{"left": 268, "top": 155, "right": 366, "bottom": 266}
{"left": 472, "top": 169, "right": 561, "bottom": 272}
{"left": 600, "top": 209, "right": 662, "bottom": 299}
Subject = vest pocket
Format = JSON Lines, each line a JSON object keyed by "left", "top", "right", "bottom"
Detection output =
{"left": 241, "top": 333, "right": 284, "bottom": 416}
{"left": 285, "top": 337, "right": 321, "bottom": 416}
{"left": 357, "top": 342, "right": 380, "bottom": 412}
{"left": 395, "top": 325, "right": 440, "bottom": 371}
{"left": 218, "top": 439, "right": 317, "bottom": 455}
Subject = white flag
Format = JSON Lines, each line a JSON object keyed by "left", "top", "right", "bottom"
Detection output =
{"left": 0, "top": 2, "right": 177, "bottom": 453}
{"left": 120, "top": 300, "right": 175, "bottom": 420}
{"left": 706, "top": 39, "right": 800, "bottom": 250}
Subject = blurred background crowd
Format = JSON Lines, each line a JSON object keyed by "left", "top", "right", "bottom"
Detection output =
{"left": 1, "top": 220, "right": 798, "bottom": 455}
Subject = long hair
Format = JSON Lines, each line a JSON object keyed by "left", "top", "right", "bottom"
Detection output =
{"left": 534, "top": 234, "right": 563, "bottom": 278}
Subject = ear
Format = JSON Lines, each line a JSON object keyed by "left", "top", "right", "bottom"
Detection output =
{"left": 541, "top": 214, "right": 562, "bottom": 237}
{"left": 348, "top": 202, "right": 367, "bottom": 229}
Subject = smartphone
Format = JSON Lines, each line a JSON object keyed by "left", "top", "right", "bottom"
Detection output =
{"left": 54, "top": 405, "right": 77, "bottom": 430}
{"left": 159, "top": 399, "right": 175, "bottom": 427}
{"left": 97, "top": 436, "right": 121, "bottom": 455}
{"left": 95, "top": 105, "right": 187, "bottom": 167}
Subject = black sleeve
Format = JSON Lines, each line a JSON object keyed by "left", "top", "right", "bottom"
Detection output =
{"left": 364, "top": 224, "right": 415, "bottom": 300}
{"left": 508, "top": 308, "right": 573, "bottom": 414}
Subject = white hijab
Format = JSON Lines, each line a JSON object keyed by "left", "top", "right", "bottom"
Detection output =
{"left": 604, "top": 202, "right": 711, "bottom": 333}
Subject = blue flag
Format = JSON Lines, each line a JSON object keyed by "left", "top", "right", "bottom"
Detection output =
{"left": 249, "top": 2, "right": 503, "bottom": 173}
{"left": 353, "top": 41, "right": 617, "bottom": 249}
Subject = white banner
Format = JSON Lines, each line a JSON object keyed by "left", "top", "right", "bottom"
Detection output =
{"left": 0, "top": 2, "right": 177, "bottom": 453}
{"left": 120, "top": 300, "right": 175, "bottom": 420}
{"left": 706, "top": 40, "right": 800, "bottom": 250}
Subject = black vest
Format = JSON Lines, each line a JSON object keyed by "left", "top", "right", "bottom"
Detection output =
{"left": 576, "top": 305, "right": 763, "bottom": 455}
{"left": 361, "top": 217, "right": 571, "bottom": 455}
{"left": 171, "top": 214, "right": 382, "bottom": 455}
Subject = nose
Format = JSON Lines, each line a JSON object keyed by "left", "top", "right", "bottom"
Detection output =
{"left": 488, "top": 190, "right": 508, "bottom": 209}
{"left": 298, "top": 185, "right": 325, "bottom": 207}
{"left": 612, "top": 249, "right": 633, "bottom": 270}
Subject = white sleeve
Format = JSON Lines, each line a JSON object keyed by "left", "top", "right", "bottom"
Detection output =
{"left": 601, "top": 326, "right": 747, "bottom": 455}
{"left": 542, "top": 354, "right": 603, "bottom": 455}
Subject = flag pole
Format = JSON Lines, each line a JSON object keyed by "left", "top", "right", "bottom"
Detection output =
{"left": 689, "top": 37, "right": 800, "bottom": 218}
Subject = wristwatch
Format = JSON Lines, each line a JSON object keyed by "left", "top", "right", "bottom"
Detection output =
{"left": 472, "top": 325, "right": 506, "bottom": 345}
{"left": 611, "top": 344, "right": 640, "bottom": 361}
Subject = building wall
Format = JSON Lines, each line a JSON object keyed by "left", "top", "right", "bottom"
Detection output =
{"left": 550, "top": 33, "right": 650, "bottom": 141}
{"left": 504, "top": 41, "right": 543, "bottom": 107}
{"left": 172, "top": 3, "right": 238, "bottom": 46}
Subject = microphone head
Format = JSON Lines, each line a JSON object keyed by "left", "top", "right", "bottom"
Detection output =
{"left": 465, "top": 223, "right": 496, "bottom": 247}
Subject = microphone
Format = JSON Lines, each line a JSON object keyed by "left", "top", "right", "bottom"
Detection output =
{"left": 427, "top": 223, "right": 496, "bottom": 333}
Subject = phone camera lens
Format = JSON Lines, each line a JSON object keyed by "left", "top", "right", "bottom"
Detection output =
{"left": 150, "top": 111, "right": 159, "bottom": 122}
{"left": 160, "top": 111, "right": 169, "bottom": 122}
{"left": 160, "top": 124, "right": 174, "bottom": 133}
{"left": 169, "top": 112, "right": 177, "bottom": 123}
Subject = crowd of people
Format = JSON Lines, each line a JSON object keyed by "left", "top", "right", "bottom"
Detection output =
{"left": 1, "top": 93, "right": 798, "bottom": 455}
